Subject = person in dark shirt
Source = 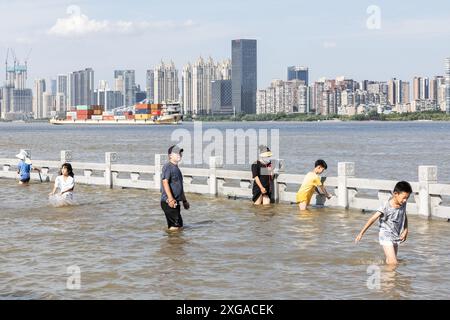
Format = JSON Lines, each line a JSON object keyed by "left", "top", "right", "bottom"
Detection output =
{"left": 161, "top": 145, "right": 190, "bottom": 231}
{"left": 251, "top": 146, "right": 273, "bottom": 205}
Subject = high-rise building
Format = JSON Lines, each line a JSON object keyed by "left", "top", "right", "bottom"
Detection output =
{"left": 1, "top": 58, "right": 32, "bottom": 119}
{"left": 211, "top": 79, "right": 233, "bottom": 115}
{"left": 42, "top": 91, "right": 55, "bottom": 118}
{"left": 445, "top": 57, "right": 450, "bottom": 114}
{"left": 146, "top": 69, "right": 155, "bottom": 103}
{"left": 57, "top": 74, "right": 68, "bottom": 95}
{"left": 413, "top": 77, "right": 430, "bottom": 101}
{"left": 257, "top": 79, "right": 307, "bottom": 114}
{"left": 114, "top": 70, "right": 136, "bottom": 107}
{"left": 154, "top": 61, "right": 179, "bottom": 104}
{"left": 232, "top": 39, "right": 257, "bottom": 114}
{"left": 67, "top": 68, "right": 94, "bottom": 107}
{"left": 287, "top": 66, "right": 309, "bottom": 85}
{"left": 182, "top": 57, "right": 231, "bottom": 115}
{"left": 33, "top": 79, "right": 46, "bottom": 119}
{"left": 402, "top": 82, "right": 410, "bottom": 104}
{"left": 388, "top": 78, "right": 409, "bottom": 105}
{"left": 94, "top": 80, "right": 124, "bottom": 111}
{"left": 50, "top": 79, "right": 57, "bottom": 95}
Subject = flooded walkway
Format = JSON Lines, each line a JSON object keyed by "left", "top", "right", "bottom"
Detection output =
{"left": 0, "top": 179, "right": 449, "bottom": 299}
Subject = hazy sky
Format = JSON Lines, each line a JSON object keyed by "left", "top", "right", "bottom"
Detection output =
{"left": 1, "top": 0, "right": 450, "bottom": 89}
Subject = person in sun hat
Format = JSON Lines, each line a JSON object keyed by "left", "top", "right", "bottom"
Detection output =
{"left": 160, "top": 145, "right": 190, "bottom": 231}
{"left": 251, "top": 145, "right": 274, "bottom": 205}
{"left": 15, "top": 149, "right": 40, "bottom": 185}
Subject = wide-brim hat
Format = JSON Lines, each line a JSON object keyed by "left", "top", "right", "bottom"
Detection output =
{"left": 16, "top": 150, "right": 29, "bottom": 161}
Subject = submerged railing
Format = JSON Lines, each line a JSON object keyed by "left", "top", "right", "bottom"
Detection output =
{"left": 1, "top": 150, "right": 449, "bottom": 220}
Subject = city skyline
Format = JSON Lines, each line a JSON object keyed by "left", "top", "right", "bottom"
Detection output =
{"left": 1, "top": 0, "right": 450, "bottom": 88}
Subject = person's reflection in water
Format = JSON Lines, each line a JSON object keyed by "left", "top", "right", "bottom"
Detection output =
{"left": 155, "top": 232, "right": 192, "bottom": 298}
{"left": 380, "top": 263, "right": 414, "bottom": 298}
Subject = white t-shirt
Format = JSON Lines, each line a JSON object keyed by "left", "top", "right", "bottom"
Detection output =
{"left": 55, "top": 175, "right": 75, "bottom": 193}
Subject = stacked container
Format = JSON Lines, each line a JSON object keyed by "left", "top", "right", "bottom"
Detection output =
{"left": 91, "top": 105, "right": 104, "bottom": 116}
{"left": 102, "top": 110, "right": 114, "bottom": 121}
{"left": 66, "top": 111, "right": 77, "bottom": 120}
{"left": 135, "top": 104, "right": 152, "bottom": 120}
{"left": 76, "top": 105, "right": 94, "bottom": 120}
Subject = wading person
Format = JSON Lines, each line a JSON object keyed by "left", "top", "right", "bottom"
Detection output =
{"left": 252, "top": 146, "right": 273, "bottom": 205}
{"left": 49, "top": 163, "right": 75, "bottom": 206}
{"left": 161, "top": 145, "right": 190, "bottom": 231}
{"left": 355, "top": 181, "right": 412, "bottom": 266}
{"left": 296, "top": 159, "right": 332, "bottom": 211}
{"left": 15, "top": 149, "right": 40, "bottom": 185}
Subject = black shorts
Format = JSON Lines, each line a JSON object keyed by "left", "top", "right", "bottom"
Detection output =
{"left": 161, "top": 201, "right": 183, "bottom": 228}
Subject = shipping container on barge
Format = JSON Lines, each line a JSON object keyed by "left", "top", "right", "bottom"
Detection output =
{"left": 50, "top": 102, "right": 183, "bottom": 125}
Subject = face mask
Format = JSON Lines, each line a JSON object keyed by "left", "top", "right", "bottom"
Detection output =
{"left": 261, "top": 157, "right": 271, "bottom": 164}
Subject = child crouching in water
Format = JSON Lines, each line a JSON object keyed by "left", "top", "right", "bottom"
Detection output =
{"left": 49, "top": 163, "right": 75, "bottom": 206}
{"left": 355, "top": 181, "right": 412, "bottom": 266}
{"left": 296, "top": 159, "right": 332, "bottom": 211}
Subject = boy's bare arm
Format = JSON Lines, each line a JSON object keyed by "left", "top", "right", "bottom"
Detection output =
{"left": 400, "top": 214, "right": 408, "bottom": 242}
{"left": 319, "top": 185, "right": 332, "bottom": 198}
{"left": 355, "top": 211, "right": 382, "bottom": 243}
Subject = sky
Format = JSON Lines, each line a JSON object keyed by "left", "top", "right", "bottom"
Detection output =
{"left": 1, "top": 0, "right": 450, "bottom": 89}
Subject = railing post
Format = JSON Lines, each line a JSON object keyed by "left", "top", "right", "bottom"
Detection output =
{"left": 209, "top": 156, "right": 223, "bottom": 195}
{"left": 154, "top": 154, "right": 168, "bottom": 190}
{"left": 60, "top": 150, "right": 72, "bottom": 164}
{"left": 105, "top": 152, "right": 117, "bottom": 189}
{"left": 338, "top": 162, "right": 355, "bottom": 208}
{"left": 418, "top": 166, "right": 437, "bottom": 218}
{"left": 272, "top": 159, "right": 285, "bottom": 203}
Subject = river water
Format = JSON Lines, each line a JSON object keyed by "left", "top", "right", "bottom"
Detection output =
{"left": 0, "top": 121, "right": 449, "bottom": 299}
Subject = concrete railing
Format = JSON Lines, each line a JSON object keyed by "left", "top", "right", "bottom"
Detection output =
{"left": 1, "top": 151, "right": 449, "bottom": 220}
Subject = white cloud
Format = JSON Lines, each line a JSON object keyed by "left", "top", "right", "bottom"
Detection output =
{"left": 47, "top": 6, "right": 196, "bottom": 37}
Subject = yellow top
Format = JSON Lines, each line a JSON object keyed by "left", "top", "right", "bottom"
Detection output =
{"left": 296, "top": 172, "right": 322, "bottom": 204}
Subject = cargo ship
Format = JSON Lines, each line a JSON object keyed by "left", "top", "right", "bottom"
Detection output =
{"left": 50, "top": 102, "right": 183, "bottom": 125}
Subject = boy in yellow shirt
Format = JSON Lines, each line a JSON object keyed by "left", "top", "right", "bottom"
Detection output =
{"left": 296, "top": 159, "right": 332, "bottom": 211}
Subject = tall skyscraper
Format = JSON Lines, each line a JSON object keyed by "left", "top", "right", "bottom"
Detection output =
{"left": 114, "top": 70, "right": 136, "bottom": 107}
{"left": 1, "top": 56, "right": 32, "bottom": 119}
{"left": 445, "top": 57, "right": 450, "bottom": 114}
{"left": 154, "top": 61, "right": 180, "bottom": 104}
{"left": 211, "top": 80, "right": 233, "bottom": 115}
{"left": 232, "top": 39, "right": 257, "bottom": 114}
{"left": 388, "top": 78, "right": 409, "bottom": 105}
{"left": 50, "top": 79, "right": 57, "bottom": 95}
{"left": 287, "top": 66, "right": 309, "bottom": 85}
{"left": 67, "top": 68, "right": 94, "bottom": 107}
{"left": 182, "top": 57, "right": 232, "bottom": 115}
{"left": 57, "top": 74, "right": 68, "bottom": 95}
{"left": 33, "top": 79, "right": 46, "bottom": 119}
{"left": 146, "top": 69, "right": 155, "bottom": 103}
{"left": 413, "top": 77, "right": 429, "bottom": 101}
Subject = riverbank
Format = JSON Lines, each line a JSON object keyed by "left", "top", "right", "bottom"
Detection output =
{"left": 185, "top": 111, "right": 450, "bottom": 122}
